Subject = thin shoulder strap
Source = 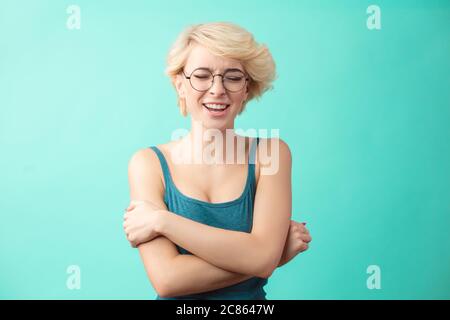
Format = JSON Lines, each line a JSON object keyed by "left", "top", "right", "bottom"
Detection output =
{"left": 149, "top": 146, "right": 172, "bottom": 189}
{"left": 247, "top": 137, "right": 260, "bottom": 190}
{"left": 249, "top": 137, "right": 260, "bottom": 165}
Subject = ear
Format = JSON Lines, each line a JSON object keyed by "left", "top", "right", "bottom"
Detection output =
{"left": 174, "top": 74, "right": 186, "bottom": 99}
{"left": 242, "top": 83, "right": 249, "bottom": 101}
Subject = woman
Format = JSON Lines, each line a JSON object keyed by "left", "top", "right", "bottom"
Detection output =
{"left": 123, "top": 22, "right": 312, "bottom": 300}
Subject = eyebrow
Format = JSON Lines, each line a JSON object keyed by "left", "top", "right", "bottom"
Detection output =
{"left": 195, "top": 67, "right": 245, "bottom": 73}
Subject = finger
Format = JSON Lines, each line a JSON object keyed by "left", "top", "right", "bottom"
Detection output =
{"left": 294, "top": 231, "right": 303, "bottom": 240}
{"left": 300, "top": 233, "right": 312, "bottom": 243}
{"left": 123, "top": 222, "right": 131, "bottom": 232}
{"left": 298, "top": 226, "right": 309, "bottom": 234}
{"left": 297, "top": 229, "right": 311, "bottom": 240}
{"left": 134, "top": 239, "right": 143, "bottom": 248}
{"left": 294, "top": 224, "right": 305, "bottom": 233}
{"left": 299, "top": 223, "right": 309, "bottom": 233}
{"left": 294, "top": 221, "right": 307, "bottom": 229}
{"left": 291, "top": 222, "right": 302, "bottom": 231}
{"left": 124, "top": 211, "right": 133, "bottom": 220}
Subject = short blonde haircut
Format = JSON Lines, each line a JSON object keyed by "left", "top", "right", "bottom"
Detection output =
{"left": 165, "top": 22, "right": 276, "bottom": 114}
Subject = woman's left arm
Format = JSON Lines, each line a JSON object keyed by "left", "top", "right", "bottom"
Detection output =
{"left": 157, "top": 138, "right": 292, "bottom": 278}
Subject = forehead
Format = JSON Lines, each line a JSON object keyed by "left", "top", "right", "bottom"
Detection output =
{"left": 185, "top": 45, "right": 244, "bottom": 72}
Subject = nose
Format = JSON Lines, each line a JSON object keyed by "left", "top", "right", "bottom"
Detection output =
{"left": 209, "top": 75, "right": 226, "bottom": 95}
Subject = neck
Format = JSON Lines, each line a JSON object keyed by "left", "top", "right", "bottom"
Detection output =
{"left": 177, "top": 119, "right": 248, "bottom": 165}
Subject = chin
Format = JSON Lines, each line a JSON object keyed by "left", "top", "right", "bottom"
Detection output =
{"left": 202, "top": 119, "right": 232, "bottom": 131}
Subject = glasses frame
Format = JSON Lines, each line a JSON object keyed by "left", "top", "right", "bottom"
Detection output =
{"left": 182, "top": 68, "right": 249, "bottom": 93}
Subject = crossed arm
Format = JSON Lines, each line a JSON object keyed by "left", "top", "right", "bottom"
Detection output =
{"left": 126, "top": 139, "right": 296, "bottom": 298}
{"left": 138, "top": 236, "right": 257, "bottom": 297}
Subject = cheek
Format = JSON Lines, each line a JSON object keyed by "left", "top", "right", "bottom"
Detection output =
{"left": 188, "top": 90, "right": 204, "bottom": 103}
{"left": 231, "top": 94, "right": 246, "bottom": 107}
{"left": 185, "top": 93, "right": 203, "bottom": 110}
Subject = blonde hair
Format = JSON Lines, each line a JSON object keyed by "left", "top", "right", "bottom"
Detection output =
{"left": 165, "top": 22, "right": 276, "bottom": 115}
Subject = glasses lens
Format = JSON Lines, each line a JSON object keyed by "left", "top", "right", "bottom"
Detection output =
{"left": 190, "top": 69, "right": 213, "bottom": 91}
{"left": 223, "top": 70, "right": 246, "bottom": 92}
{"left": 188, "top": 69, "right": 247, "bottom": 92}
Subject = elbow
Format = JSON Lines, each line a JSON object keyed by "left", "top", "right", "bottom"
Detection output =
{"left": 156, "top": 286, "right": 172, "bottom": 299}
{"left": 154, "top": 277, "right": 176, "bottom": 298}
{"left": 254, "top": 256, "right": 278, "bottom": 279}
{"left": 256, "top": 265, "right": 276, "bottom": 279}
{"left": 255, "top": 270, "right": 272, "bottom": 280}
{"left": 154, "top": 277, "right": 169, "bottom": 298}
{"left": 250, "top": 242, "right": 282, "bottom": 279}
{"left": 148, "top": 269, "right": 177, "bottom": 298}
{"left": 154, "top": 270, "right": 182, "bottom": 298}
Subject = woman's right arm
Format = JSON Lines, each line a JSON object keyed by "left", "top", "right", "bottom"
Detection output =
{"left": 128, "top": 148, "right": 257, "bottom": 297}
{"left": 137, "top": 237, "right": 254, "bottom": 297}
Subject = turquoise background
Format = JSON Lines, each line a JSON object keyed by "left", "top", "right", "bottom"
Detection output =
{"left": 1, "top": 0, "right": 449, "bottom": 299}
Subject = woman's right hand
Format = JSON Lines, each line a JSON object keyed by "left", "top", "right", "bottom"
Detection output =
{"left": 278, "top": 220, "right": 312, "bottom": 267}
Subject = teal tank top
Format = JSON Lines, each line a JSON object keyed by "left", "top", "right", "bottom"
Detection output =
{"left": 150, "top": 137, "right": 267, "bottom": 300}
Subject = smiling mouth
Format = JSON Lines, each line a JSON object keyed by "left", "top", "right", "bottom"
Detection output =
{"left": 202, "top": 104, "right": 231, "bottom": 112}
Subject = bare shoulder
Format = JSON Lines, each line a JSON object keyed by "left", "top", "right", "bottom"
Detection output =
{"left": 273, "top": 138, "right": 291, "bottom": 162}
{"left": 257, "top": 137, "right": 291, "bottom": 169}
{"left": 254, "top": 137, "right": 291, "bottom": 186}
{"left": 257, "top": 137, "right": 291, "bottom": 156}
{"left": 128, "top": 147, "right": 161, "bottom": 177}
{"left": 129, "top": 140, "right": 176, "bottom": 171}
{"left": 127, "top": 145, "right": 171, "bottom": 200}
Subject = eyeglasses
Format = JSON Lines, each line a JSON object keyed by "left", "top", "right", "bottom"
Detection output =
{"left": 182, "top": 68, "right": 249, "bottom": 92}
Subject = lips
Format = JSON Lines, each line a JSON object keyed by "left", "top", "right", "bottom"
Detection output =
{"left": 202, "top": 103, "right": 231, "bottom": 116}
{"left": 202, "top": 103, "right": 230, "bottom": 110}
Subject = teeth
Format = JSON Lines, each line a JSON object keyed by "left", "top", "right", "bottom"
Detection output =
{"left": 204, "top": 103, "right": 228, "bottom": 110}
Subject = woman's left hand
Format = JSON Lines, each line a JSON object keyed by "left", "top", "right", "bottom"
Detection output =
{"left": 278, "top": 220, "right": 312, "bottom": 267}
{"left": 123, "top": 200, "right": 164, "bottom": 248}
